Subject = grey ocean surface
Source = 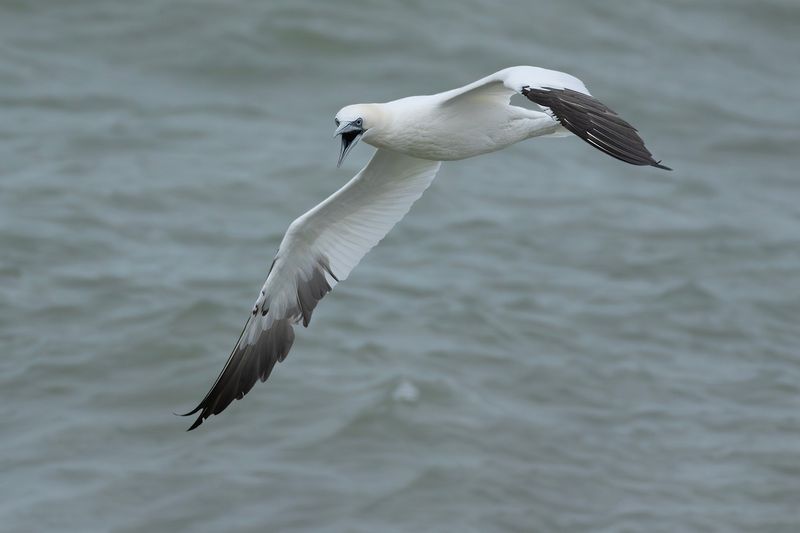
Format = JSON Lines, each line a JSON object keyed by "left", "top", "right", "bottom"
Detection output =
{"left": 2, "top": 0, "right": 799, "bottom": 531}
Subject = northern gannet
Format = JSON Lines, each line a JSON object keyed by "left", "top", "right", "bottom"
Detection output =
{"left": 182, "top": 66, "right": 670, "bottom": 430}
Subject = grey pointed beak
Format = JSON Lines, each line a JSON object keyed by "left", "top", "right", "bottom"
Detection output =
{"left": 335, "top": 122, "right": 364, "bottom": 167}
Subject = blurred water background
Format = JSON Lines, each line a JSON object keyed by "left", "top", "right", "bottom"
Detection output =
{"left": 1, "top": 0, "right": 799, "bottom": 531}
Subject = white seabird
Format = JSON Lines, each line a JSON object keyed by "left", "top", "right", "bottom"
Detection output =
{"left": 182, "top": 66, "right": 670, "bottom": 430}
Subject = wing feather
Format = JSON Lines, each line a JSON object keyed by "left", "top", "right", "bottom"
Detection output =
{"left": 182, "top": 149, "right": 440, "bottom": 430}
{"left": 440, "top": 66, "right": 669, "bottom": 170}
{"left": 522, "top": 87, "right": 671, "bottom": 170}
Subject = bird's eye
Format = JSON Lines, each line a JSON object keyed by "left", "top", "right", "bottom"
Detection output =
{"left": 355, "top": 118, "right": 363, "bottom": 127}
{"left": 335, "top": 118, "right": 340, "bottom": 126}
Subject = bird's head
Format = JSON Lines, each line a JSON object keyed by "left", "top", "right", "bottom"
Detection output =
{"left": 334, "top": 104, "right": 381, "bottom": 167}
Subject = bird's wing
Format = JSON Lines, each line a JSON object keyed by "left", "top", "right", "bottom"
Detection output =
{"left": 440, "top": 66, "right": 670, "bottom": 170}
{"left": 182, "top": 149, "right": 441, "bottom": 430}
{"left": 439, "top": 66, "right": 590, "bottom": 105}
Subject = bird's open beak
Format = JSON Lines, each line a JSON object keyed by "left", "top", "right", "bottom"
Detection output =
{"left": 335, "top": 122, "right": 364, "bottom": 167}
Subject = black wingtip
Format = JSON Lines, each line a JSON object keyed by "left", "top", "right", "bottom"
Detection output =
{"left": 175, "top": 405, "right": 203, "bottom": 417}
{"left": 174, "top": 406, "right": 206, "bottom": 431}
{"left": 187, "top": 416, "right": 204, "bottom": 431}
{"left": 522, "top": 86, "right": 672, "bottom": 172}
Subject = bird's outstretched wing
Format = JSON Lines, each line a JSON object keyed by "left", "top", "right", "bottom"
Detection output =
{"left": 441, "top": 66, "right": 670, "bottom": 170}
{"left": 181, "top": 149, "right": 441, "bottom": 430}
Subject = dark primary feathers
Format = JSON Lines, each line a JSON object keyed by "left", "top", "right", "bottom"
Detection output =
{"left": 181, "top": 318, "right": 295, "bottom": 431}
{"left": 180, "top": 258, "right": 334, "bottom": 431}
{"left": 521, "top": 87, "right": 671, "bottom": 170}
